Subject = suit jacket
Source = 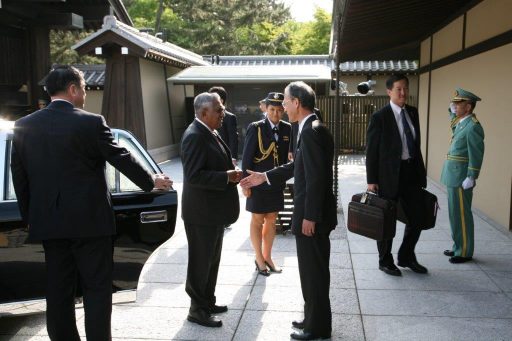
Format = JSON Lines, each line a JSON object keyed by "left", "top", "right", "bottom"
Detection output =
{"left": 366, "top": 104, "right": 427, "bottom": 199}
{"left": 10, "top": 101, "right": 155, "bottom": 240}
{"left": 267, "top": 116, "right": 337, "bottom": 235}
{"left": 180, "top": 119, "right": 240, "bottom": 226}
{"left": 241, "top": 118, "right": 291, "bottom": 192}
{"left": 217, "top": 110, "right": 238, "bottom": 159}
{"left": 440, "top": 113, "right": 485, "bottom": 187}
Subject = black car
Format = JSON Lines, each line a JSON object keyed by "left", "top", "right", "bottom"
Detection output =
{"left": 0, "top": 124, "right": 177, "bottom": 312}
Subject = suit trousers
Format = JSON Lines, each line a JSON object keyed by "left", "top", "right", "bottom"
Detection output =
{"left": 184, "top": 223, "right": 224, "bottom": 313}
{"left": 43, "top": 236, "right": 113, "bottom": 341}
{"left": 377, "top": 160, "right": 423, "bottom": 265}
{"left": 296, "top": 233, "right": 332, "bottom": 336}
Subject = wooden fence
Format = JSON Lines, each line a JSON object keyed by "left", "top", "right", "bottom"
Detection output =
{"left": 317, "top": 96, "right": 417, "bottom": 153}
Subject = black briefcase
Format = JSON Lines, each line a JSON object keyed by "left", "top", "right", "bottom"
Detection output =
{"left": 347, "top": 192, "right": 397, "bottom": 241}
{"left": 397, "top": 189, "right": 439, "bottom": 230}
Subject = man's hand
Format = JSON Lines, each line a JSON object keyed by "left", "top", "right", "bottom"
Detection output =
{"left": 242, "top": 187, "right": 251, "bottom": 198}
{"left": 367, "top": 183, "right": 379, "bottom": 193}
{"left": 462, "top": 177, "right": 475, "bottom": 190}
{"left": 227, "top": 169, "right": 243, "bottom": 183}
{"left": 239, "top": 170, "right": 266, "bottom": 189}
{"left": 153, "top": 173, "right": 173, "bottom": 190}
{"left": 302, "top": 219, "right": 316, "bottom": 237}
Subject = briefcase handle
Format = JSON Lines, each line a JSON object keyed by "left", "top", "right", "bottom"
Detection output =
{"left": 360, "top": 190, "right": 378, "bottom": 204}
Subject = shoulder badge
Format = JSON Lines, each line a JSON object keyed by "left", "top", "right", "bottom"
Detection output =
{"left": 471, "top": 116, "right": 479, "bottom": 124}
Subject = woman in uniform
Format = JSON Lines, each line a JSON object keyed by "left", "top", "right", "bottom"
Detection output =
{"left": 242, "top": 92, "right": 291, "bottom": 276}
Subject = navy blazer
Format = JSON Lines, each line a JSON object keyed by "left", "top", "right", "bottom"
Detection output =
{"left": 241, "top": 118, "right": 291, "bottom": 191}
{"left": 180, "top": 119, "right": 240, "bottom": 226}
{"left": 10, "top": 101, "right": 154, "bottom": 240}
{"left": 267, "top": 115, "right": 337, "bottom": 235}
{"left": 366, "top": 104, "right": 427, "bottom": 199}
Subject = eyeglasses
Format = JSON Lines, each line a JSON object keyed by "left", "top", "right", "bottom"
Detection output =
{"left": 213, "top": 106, "right": 225, "bottom": 113}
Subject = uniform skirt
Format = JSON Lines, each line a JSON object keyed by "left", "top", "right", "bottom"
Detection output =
{"left": 246, "top": 187, "right": 284, "bottom": 214}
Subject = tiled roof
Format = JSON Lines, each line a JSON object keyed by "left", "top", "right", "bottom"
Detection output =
{"left": 203, "top": 55, "right": 418, "bottom": 74}
{"left": 205, "top": 55, "right": 332, "bottom": 67}
{"left": 73, "top": 16, "right": 208, "bottom": 68}
{"left": 74, "top": 64, "right": 106, "bottom": 89}
{"left": 339, "top": 60, "right": 418, "bottom": 73}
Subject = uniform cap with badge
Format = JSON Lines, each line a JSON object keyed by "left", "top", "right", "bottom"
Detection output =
{"left": 451, "top": 88, "right": 481, "bottom": 103}
{"left": 264, "top": 92, "right": 284, "bottom": 106}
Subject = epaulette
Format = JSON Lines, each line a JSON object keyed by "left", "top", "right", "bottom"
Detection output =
{"left": 471, "top": 116, "right": 480, "bottom": 124}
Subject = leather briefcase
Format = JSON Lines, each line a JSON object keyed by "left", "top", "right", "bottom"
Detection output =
{"left": 397, "top": 189, "right": 439, "bottom": 230}
{"left": 347, "top": 192, "right": 397, "bottom": 241}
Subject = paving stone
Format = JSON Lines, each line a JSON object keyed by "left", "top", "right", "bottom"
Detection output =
{"left": 358, "top": 289, "right": 512, "bottom": 318}
{"left": 363, "top": 315, "right": 512, "bottom": 341}
{"left": 475, "top": 254, "right": 512, "bottom": 272}
{"left": 354, "top": 269, "right": 501, "bottom": 292}
{"left": 486, "top": 271, "right": 512, "bottom": 292}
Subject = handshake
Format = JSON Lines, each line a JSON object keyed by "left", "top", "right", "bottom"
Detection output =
{"left": 227, "top": 169, "right": 243, "bottom": 183}
{"left": 153, "top": 173, "right": 173, "bottom": 190}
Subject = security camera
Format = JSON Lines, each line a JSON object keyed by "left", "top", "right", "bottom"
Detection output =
{"left": 357, "top": 80, "right": 376, "bottom": 95}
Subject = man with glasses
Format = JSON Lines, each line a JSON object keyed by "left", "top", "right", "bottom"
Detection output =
{"left": 241, "top": 82, "right": 336, "bottom": 340}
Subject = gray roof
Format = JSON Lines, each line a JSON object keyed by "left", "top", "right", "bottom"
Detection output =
{"left": 75, "top": 64, "right": 106, "bottom": 89}
{"left": 73, "top": 16, "right": 209, "bottom": 68}
{"left": 203, "top": 55, "right": 418, "bottom": 74}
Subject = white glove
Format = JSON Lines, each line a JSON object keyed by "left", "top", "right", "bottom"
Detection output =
{"left": 462, "top": 177, "right": 475, "bottom": 190}
{"left": 449, "top": 103, "right": 457, "bottom": 114}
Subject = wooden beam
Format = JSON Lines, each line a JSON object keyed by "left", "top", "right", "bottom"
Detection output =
{"left": 37, "top": 12, "right": 83, "bottom": 29}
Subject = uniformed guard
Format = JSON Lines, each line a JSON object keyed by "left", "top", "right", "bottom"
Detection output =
{"left": 242, "top": 92, "right": 291, "bottom": 276}
{"left": 440, "top": 88, "right": 485, "bottom": 263}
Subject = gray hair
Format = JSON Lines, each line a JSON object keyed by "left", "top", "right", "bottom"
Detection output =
{"left": 285, "top": 81, "right": 316, "bottom": 111}
{"left": 194, "top": 92, "right": 220, "bottom": 117}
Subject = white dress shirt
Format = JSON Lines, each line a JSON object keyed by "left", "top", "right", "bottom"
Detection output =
{"left": 389, "top": 101, "right": 416, "bottom": 160}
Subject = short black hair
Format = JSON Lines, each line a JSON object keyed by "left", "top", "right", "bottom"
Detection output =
{"left": 385, "top": 73, "right": 409, "bottom": 90}
{"left": 208, "top": 86, "right": 227, "bottom": 103}
{"left": 44, "top": 65, "right": 84, "bottom": 96}
{"left": 285, "top": 81, "right": 315, "bottom": 111}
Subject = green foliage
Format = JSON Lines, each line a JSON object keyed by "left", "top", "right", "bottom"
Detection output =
{"left": 50, "top": 30, "right": 104, "bottom": 65}
{"left": 288, "top": 7, "right": 332, "bottom": 55}
{"left": 49, "top": 0, "right": 333, "bottom": 61}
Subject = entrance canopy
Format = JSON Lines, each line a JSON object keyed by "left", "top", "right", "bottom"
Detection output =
{"left": 168, "top": 65, "right": 332, "bottom": 84}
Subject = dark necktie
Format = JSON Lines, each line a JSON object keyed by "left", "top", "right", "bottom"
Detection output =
{"left": 213, "top": 132, "right": 228, "bottom": 156}
{"left": 272, "top": 126, "right": 279, "bottom": 142}
{"left": 400, "top": 109, "right": 415, "bottom": 159}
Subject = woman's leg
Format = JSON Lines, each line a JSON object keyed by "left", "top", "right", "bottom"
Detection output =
{"left": 250, "top": 213, "right": 265, "bottom": 268}
{"left": 262, "top": 212, "right": 279, "bottom": 268}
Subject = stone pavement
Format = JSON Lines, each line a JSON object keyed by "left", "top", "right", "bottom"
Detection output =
{"left": 2, "top": 155, "right": 512, "bottom": 340}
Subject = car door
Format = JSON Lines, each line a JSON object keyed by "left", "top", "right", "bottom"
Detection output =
{"left": 0, "top": 128, "right": 177, "bottom": 306}
{"left": 108, "top": 129, "right": 177, "bottom": 291}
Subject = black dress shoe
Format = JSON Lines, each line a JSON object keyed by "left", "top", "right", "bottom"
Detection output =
{"left": 397, "top": 260, "right": 428, "bottom": 274}
{"left": 255, "top": 260, "right": 270, "bottom": 276}
{"left": 187, "top": 309, "right": 222, "bottom": 328}
{"left": 209, "top": 305, "right": 228, "bottom": 314}
{"left": 264, "top": 260, "right": 282, "bottom": 273}
{"left": 378, "top": 263, "right": 402, "bottom": 276}
{"left": 292, "top": 320, "right": 305, "bottom": 329}
{"left": 444, "top": 250, "right": 455, "bottom": 257}
{"left": 290, "top": 331, "right": 331, "bottom": 340}
{"left": 449, "top": 256, "right": 472, "bottom": 263}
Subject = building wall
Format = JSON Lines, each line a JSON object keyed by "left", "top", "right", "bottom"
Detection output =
{"left": 84, "top": 90, "right": 103, "bottom": 115}
{"left": 166, "top": 65, "right": 189, "bottom": 148}
{"left": 419, "top": 0, "right": 512, "bottom": 229}
{"left": 139, "top": 59, "right": 173, "bottom": 161}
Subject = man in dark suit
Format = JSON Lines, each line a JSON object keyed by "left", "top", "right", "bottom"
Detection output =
{"left": 209, "top": 86, "right": 238, "bottom": 166}
{"left": 241, "top": 81, "right": 337, "bottom": 340}
{"left": 366, "top": 73, "right": 428, "bottom": 276}
{"left": 181, "top": 92, "right": 242, "bottom": 328}
{"left": 10, "top": 65, "right": 172, "bottom": 341}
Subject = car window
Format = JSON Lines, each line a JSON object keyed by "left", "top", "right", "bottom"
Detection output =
{"left": 5, "top": 140, "right": 16, "bottom": 200}
{"left": 117, "top": 134, "right": 155, "bottom": 192}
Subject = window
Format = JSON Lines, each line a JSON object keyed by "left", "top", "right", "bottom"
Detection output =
{"left": 5, "top": 140, "right": 16, "bottom": 200}
{"left": 117, "top": 134, "right": 154, "bottom": 192}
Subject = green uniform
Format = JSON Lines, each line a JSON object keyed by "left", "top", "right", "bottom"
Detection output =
{"left": 440, "top": 112, "right": 485, "bottom": 257}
